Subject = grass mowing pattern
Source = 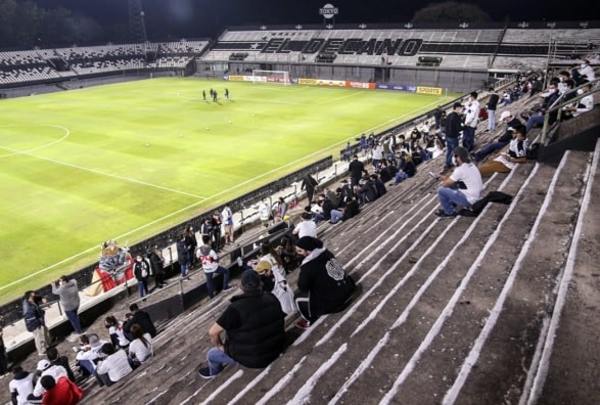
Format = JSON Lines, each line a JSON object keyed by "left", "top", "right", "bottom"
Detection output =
{"left": 0, "top": 77, "right": 456, "bottom": 303}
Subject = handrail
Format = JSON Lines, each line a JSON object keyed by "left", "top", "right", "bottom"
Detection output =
{"left": 540, "top": 82, "right": 600, "bottom": 144}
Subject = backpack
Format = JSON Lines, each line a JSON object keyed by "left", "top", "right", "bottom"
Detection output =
{"left": 459, "top": 191, "right": 513, "bottom": 217}
{"left": 526, "top": 142, "right": 541, "bottom": 160}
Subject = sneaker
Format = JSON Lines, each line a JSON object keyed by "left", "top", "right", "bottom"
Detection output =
{"left": 198, "top": 367, "right": 215, "bottom": 380}
{"left": 295, "top": 319, "right": 311, "bottom": 330}
{"left": 435, "top": 209, "right": 456, "bottom": 218}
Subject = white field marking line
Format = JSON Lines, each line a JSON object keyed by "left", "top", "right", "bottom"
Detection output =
{"left": 442, "top": 161, "right": 570, "bottom": 404}
{"left": 0, "top": 125, "right": 70, "bottom": 159}
{"left": 300, "top": 194, "right": 439, "bottom": 348}
{"left": 525, "top": 149, "right": 597, "bottom": 405}
{"left": 0, "top": 144, "right": 207, "bottom": 200}
{"left": 380, "top": 168, "right": 529, "bottom": 405}
{"left": 179, "top": 380, "right": 212, "bottom": 405}
{"left": 286, "top": 343, "right": 348, "bottom": 405}
{"left": 1, "top": 97, "right": 447, "bottom": 290}
{"left": 255, "top": 356, "right": 307, "bottom": 405}
{"left": 328, "top": 332, "right": 391, "bottom": 405}
{"left": 317, "top": 90, "right": 363, "bottom": 105}
{"left": 228, "top": 365, "right": 272, "bottom": 405}
{"left": 200, "top": 369, "right": 244, "bottom": 405}
{"left": 317, "top": 216, "right": 441, "bottom": 347}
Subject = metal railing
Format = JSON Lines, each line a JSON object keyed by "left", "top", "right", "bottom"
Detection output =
{"left": 541, "top": 80, "right": 600, "bottom": 144}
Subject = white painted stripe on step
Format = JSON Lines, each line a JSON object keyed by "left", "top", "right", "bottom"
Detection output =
{"left": 200, "top": 369, "right": 244, "bottom": 405}
{"left": 144, "top": 389, "right": 168, "bottom": 405}
{"left": 286, "top": 344, "right": 348, "bottom": 405}
{"left": 319, "top": 217, "right": 441, "bottom": 346}
{"left": 518, "top": 318, "right": 550, "bottom": 405}
{"left": 525, "top": 146, "right": 598, "bottom": 405}
{"left": 380, "top": 166, "right": 535, "bottom": 404}
{"left": 255, "top": 356, "right": 307, "bottom": 405}
{"left": 335, "top": 209, "right": 397, "bottom": 257}
{"left": 440, "top": 160, "right": 570, "bottom": 404}
{"left": 179, "top": 380, "right": 212, "bottom": 405}
{"left": 328, "top": 332, "right": 390, "bottom": 405}
{"left": 228, "top": 365, "right": 272, "bottom": 405}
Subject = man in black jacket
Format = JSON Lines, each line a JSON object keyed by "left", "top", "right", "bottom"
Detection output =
{"left": 133, "top": 255, "right": 151, "bottom": 297}
{"left": 301, "top": 174, "right": 319, "bottom": 204}
{"left": 123, "top": 304, "right": 157, "bottom": 339}
{"left": 294, "top": 237, "right": 356, "bottom": 327}
{"left": 23, "top": 291, "right": 48, "bottom": 356}
{"left": 149, "top": 246, "right": 165, "bottom": 288}
{"left": 348, "top": 155, "right": 367, "bottom": 187}
{"left": 486, "top": 87, "right": 500, "bottom": 132}
{"left": 444, "top": 103, "right": 463, "bottom": 171}
{"left": 198, "top": 271, "right": 285, "bottom": 378}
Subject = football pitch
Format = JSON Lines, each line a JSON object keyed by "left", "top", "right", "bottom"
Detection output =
{"left": 0, "top": 77, "right": 456, "bottom": 303}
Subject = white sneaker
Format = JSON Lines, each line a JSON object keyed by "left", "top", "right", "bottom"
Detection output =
{"left": 66, "top": 333, "right": 80, "bottom": 343}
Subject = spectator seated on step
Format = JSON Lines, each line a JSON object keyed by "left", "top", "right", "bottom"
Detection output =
{"left": 435, "top": 147, "right": 483, "bottom": 218}
{"left": 292, "top": 212, "right": 317, "bottom": 239}
{"left": 522, "top": 80, "right": 561, "bottom": 132}
{"left": 479, "top": 125, "right": 529, "bottom": 177}
{"left": 30, "top": 359, "right": 68, "bottom": 400}
{"left": 562, "top": 81, "right": 595, "bottom": 118}
{"left": 74, "top": 334, "right": 107, "bottom": 378}
{"left": 9, "top": 366, "right": 34, "bottom": 405}
{"left": 40, "top": 375, "right": 83, "bottom": 405}
{"left": 198, "top": 270, "right": 286, "bottom": 379}
{"left": 294, "top": 237, "right": 356, "bottom": 328}
{"left": 128, "top": 324, "right": 153, "bottom": 367}
{"left": 474, "top": 110, "right": 523, "bottom": 162}
{"left": 123, "top": 303, "right": 157, "bottom": 341}
{"left": 104, "top": 316, "right": 130, "bottom": 350}
{"left": 394, "top": 152, "right": 416, "bottom": 184}
{"left": 46, "top": 347, "right": 75, "bottom": 382}
{"left": 254, "top": 260, "right": 296, "bottom": 315}
{"left": 95, "top": 343, "right": 133, "bottom": 386}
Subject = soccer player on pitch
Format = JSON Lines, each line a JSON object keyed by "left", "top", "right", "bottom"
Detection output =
{"left": 225, "top": 88, "right": 229, "bottom": 100}
{"left": 202, "top": 90, "right": 206, "bottom": 101}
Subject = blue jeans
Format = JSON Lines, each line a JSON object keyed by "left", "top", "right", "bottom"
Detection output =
{"left": 180, "top": 261, "right": 189, "bottom": 277}
{"left": 487, "top": 109, "right": 496, "bottom": 131}
{"left": 438, "top": 187, "right": 471, "bottom": 215}
{"left": 207, "top": 347, "right": 236, "bottom": 376}
{"left": 65, "top": 308, "right": 82, "bottom": 334}
{"left": 137, "top": 280, "right": 148, "bottom": 297}
{"left": 445, "top": 137, "right": 459, "bottom": 168}
{"left": 462, "top": 126, "right": 476, "bottom": 151}
{"left": 526, "top": 114, "right": 544, "bottom": 132}
{"left": 330, "top": 209, "right": 343, "bottom": 224}
{"left": 474, "top": 141, "right": 508, "bottom": 162}
{"left": 205, "top": 266, "right": 230, "bottom": 298}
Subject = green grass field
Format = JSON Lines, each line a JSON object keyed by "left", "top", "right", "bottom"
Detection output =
{"left": 0, "top": 77, "right": 456, "bottom": 303}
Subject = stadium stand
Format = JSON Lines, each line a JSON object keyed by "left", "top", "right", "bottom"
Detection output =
{"left": 0, "top": 74, "right": 592, "bottom": 404}
{"left": 0, "top": 40, "right": 209, "bottom": 86}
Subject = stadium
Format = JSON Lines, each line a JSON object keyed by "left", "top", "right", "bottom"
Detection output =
{"left": 0, "top": 0, "right": 599, "bottom": 404}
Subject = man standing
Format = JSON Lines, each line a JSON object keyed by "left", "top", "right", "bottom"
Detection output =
{"left": 23, "top": 291, "right": 48, "bottom": 356}
{"left": 486, "top": 87, "right": 499, "bottom": 132}
{"left": 301, "top": 174, "right": 319, "bottom": 204}
{"left": 176, "top": 233, "right": 191, "bottom": 278}
{"left": 133, "top": 255, "right": 151, "bottom": 297}
{"left": 225, "top": 88, "right": 230, "bottom": 100}
{"left": 348, "top": 155, "right": 367, "bottom": 187}
{"left": 0, "top": 325, "right": 7, "bottom": 377}
{"left": 202, "top": 90, "right": 206, "bottom": 101}
{"left": 149, "top": 246, "right": 165, "bottom": 288}
{"left": 198, "top": 270, "right": 285, "bottom": 378}
{"left": 221, "top": 205, "right": 234, "bottom": 244}
{"left": 52, "top": 276, "right": 82, "bottom": 336}
{"left": 197, "top": 236, "right": 230, "bottom": 298}
{"left": 436, "top": 147, "right": 483, "bottom": 217}
{"left": 444, "top": 103, "right": 463, "bottom": 171}
{"left": 463, "top": 92, "right": 479, "bottom": 151}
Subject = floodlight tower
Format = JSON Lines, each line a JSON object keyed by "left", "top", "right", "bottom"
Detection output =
{"left": 128, "top": 0, "right": 148, "bottom": 47}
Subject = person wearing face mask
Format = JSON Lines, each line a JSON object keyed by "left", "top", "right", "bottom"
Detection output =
{"left": 133, "top": 255, "right": 151, "bottom": 298}
{"left": 525, "top": 82, "right": 561, "bottom": 132}
{"left": 478, "top": 125, "right": 529, "bottom": 177}
{"left": 578, "top": 59, "right": 595, "bottom": 82}
{"left": 52, "top": 276, "right": 82, "bottom": 336}
{"left": 435, "top": 147, "right": 483, "bottom": 218}
{"left": 23, "top": 290, "right": 49, "bottom": 356}
{"left": 571, "top": 82, "right": 594, "bottom": 117}
{"left": 462, "top": 92, "right": 480, "bottom": 151}
{"left": 443, "top": 102, "right": 464, "bottom": 171}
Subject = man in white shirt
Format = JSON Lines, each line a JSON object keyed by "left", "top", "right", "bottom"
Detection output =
{"left": 293, "top": 212, "right": 317, "bottom": 239}
{"left": 96, "top": 343, "right": 132, "bottom": 386}
{"left": 197, "top": 236, "right": 230, "bottom": 298}
{"left": 578, "top": 60, "right": 595, "bottom": 82}
{"left": 436, "top": 147, "right": 483, "bottom": 217}
{"left": 571, "top": 83, "right": 594, "bottom": 117}
{"left": 32, "top": 359, "right": 67, "bottom": 397}
{"left": 463, "top": 92, "right": 480, "bottom": 151}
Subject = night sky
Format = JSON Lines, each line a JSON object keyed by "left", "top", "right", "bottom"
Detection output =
{"left": 32, "top": 0, "right": 600, "bottom": 40}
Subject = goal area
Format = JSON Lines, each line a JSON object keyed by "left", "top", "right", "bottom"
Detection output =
{"left": 251, "top": 69, "right": 291, "bottom": 85}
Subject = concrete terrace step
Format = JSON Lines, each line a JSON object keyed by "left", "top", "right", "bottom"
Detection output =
{"left": 441, "top": 151, "right": 591, "bottom": 405}
{"left": 534, "top": 140, "right": 600, "bottom": 405}
{"left": 181, "top": 172, "right": 520, "bottom": 404}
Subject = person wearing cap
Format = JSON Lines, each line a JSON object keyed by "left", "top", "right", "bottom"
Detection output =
{"left": 31, "top": 359, "right": 67, "bottom": 398}
{"left": 294, "top": 237, "right": 356, "bottom": 327}
{"left": 436, "top": 146, "right": 483, "bottom": 217}
{"left": 198, "top": 270, "right": 286, "bottom": 379}
{"left": 478, "top": 125, "right": 529, "bottom": 177}
{"left": 40, "top": 375, "right": 83, "bottom": 405}
{"left": 474, "top": 110, "right": 522, "bottom": 162}
{"left": 133, "top": 254, "right": 151, "bottom": 298}
{"left": 254, "top": 260, "right": 296, "bottom": 315}
{"left": 444, "top": 102, "right": 464, "bottom": 171}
